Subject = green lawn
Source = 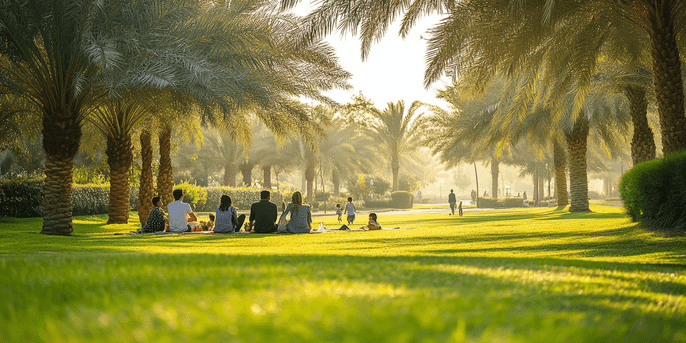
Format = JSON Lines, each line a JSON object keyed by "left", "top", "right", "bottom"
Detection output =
{"left": 1, "top": 206, "right": 685, "bottom": 342}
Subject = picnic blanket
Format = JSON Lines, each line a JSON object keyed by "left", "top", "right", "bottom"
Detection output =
{"left": 115, "top": 226, "right": 410, "bottom": 236}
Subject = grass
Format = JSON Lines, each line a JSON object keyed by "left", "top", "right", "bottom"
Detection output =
{"left": 1, "top": 205, "right": 685, "bottom": 342}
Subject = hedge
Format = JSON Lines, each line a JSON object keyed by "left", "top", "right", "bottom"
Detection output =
{"left": 477, "top": 197, "right": 526, "bottom": 208}
{"left": 0, "top": 181, "right": 139, "bottom": 217}
{"left": 499, "top": 197, "right": 526, "bottom": 208}
{"left": 620, "top": 150, "right": 686, "bottom": 233}
{"left": 0, "top": 178, "right": 43, "bottom": 217}
{"left": 477, "top": 197, "right": 499, "bottom": 208}
{"left": 364, "top": 199, "right": 392, "bottom": 208}
{"left": 390, "top": 191, "right": 413, "bottom": 209}
{"left": 199, "top": 187, "right": 290, "bottom": 212}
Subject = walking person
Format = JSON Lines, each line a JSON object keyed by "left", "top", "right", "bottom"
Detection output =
{"left": 448, "top": 189, "right": 457, "bottom": 215}
{"left": 344, "top": 197, "right": 356, "bottom": 225}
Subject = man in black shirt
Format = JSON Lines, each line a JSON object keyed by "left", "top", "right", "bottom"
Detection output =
{"left": 448, "top": 189, "right": 457, "bottom": 215}
{"left": 246, "top": 190, "right": 278, "bottom": 233}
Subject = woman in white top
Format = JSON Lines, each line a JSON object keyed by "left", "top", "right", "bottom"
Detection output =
{"left": 214, "top": 195, "right": 246, "bottom": 233}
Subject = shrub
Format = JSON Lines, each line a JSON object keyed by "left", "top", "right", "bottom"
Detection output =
{"left": 72, "top": 184, "right": 110, "bottom": 216}
{"left": 390, "top": 191, "right": 413, "bottom": 209}
{"left": 620, "top": 150, "right": 686, "bottom": 232}
{"left": 129, "top": 187, "right": 139, "bottom": 212}
{"left": 588, "top": 190, "right": 603, "bottom": 200}
{"left": 477, "top": 197, "right": 498, "bottom": 208}
{"left": 175, "top": 182, "right": 207, "bottom": 211}
{"left": 364, "top": 199, "right": 391, "bottom": 208}
{"left": 0, "top": 178, "right": 43, "bottom": 217}
{"left": 201, "top": 187, "right": 289, "bottom": 212}
{"left": 499, "top": 197, "right": 525, "bottom": 208}
{"left": 314, "top": 191, "right": 330, "bottom": 202}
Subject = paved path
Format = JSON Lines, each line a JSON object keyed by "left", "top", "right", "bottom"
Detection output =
{"left": 311, "top": 204, "right": 490, "bottom": 217}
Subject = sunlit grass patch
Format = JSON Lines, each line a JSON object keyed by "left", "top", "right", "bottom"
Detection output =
{"left": 0, "top": 205, "right": 685, "bottom": 342}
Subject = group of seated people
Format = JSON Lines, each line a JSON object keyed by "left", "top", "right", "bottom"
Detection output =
{"left": 140, "top": 189, "right": 382, "bottom": 234}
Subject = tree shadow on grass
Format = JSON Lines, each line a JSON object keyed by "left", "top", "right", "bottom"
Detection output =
{"left": 3, "top": 252, "right": 684, "bottom": 342}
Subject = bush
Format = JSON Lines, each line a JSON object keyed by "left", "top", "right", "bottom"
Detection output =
{"left": 364, "top": 199, "right": 391, "bottom": 208}
{"left": 175, "top": 182, "right": 207, "bottom": 211}
{"left": 72, "top": 184, "right": 110, "bottom": 216}
{"left": 477, "top": 197, "right": 498, "bottom": 208}
{"left": 314, "top": 191, "right": 330, "bottom": 202}
{"left": 620, "top": 150, "right": 686, "bottom": 232}
{"left": 499, "top": 197, "right": 525, "bottom": 208}
{"left": 588, "top": 190, "right": 603, "bottom": 200}
{"left": 201, "top": 187, "right": 289, "bottom": 212}
{"left": 390, "top": 191, "right": 413, "bottom": 209}
{"left": 0, "top": 178, "right": 43, "bottom": 217}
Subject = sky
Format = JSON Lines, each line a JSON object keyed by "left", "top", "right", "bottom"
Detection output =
{"left": 291, "top": 2, "right": 450, "bottom": 108}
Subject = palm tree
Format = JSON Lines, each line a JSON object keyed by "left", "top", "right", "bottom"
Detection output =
{"left": 364, "top": 101, "right": 425, "bottom": 191}
{"left": 285, "top": 0, "right": 686, "bottom": 157}
{"left": 89, "top": 100, "right": 147, "bottom": 223}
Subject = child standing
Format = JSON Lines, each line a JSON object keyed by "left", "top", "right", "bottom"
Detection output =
{"left": 344, "top": 197, "right": 356, "bottom": 225}
{"left": 335, "top": 203, "right": 343, "bottom": 223}
{"left": 458, "top": 201, "right": 463, "bottom": 216}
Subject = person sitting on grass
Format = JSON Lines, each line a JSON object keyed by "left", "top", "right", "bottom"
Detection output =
{"left": 245, "top": 190, "right": 278, "bottom": 233}
{"left": 167, "top": 189, "right": 198, "bottom": 233}
{"left": 140, "top": 196, "right": 167, "bottom": 233}
{"left": 277, "top": 191, "right": 312, "bottom": 234}
{"left": 207, "top": 214, "right": 215, "bottom": 230}
{"left": 214, "top": 195, "right": 246, "bottom": 233}
{"left": 198, "top": 213, "right": 215, "bottom": 231}
{"left": 337, "top": 213, "right": 381, "bottom": 231}
{"left": 361, "top": 213, "right": 381, "bottom": 230}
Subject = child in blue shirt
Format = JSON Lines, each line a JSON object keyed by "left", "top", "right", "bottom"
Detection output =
{"left": 335, "top": 203, "right": 343, "bottom": 223}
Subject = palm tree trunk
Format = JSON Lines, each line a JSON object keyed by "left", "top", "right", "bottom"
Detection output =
{"left": 553, "top": 139, "right": 569, "bottom": 207}
{"left": 645, "top": 0, "right": 686, "bottom": 155}
{"left": 138, "top": 130, "right": 154, "bottom": 226}
{"left": 473, "top": 162, "right": 479, "bottom": 208}
{"left": 263, "top": 166, "right": 272, "bottom": 189}
{"left": 332, "top": 170, "right": 340, "bottom": 196}
{"left": 223, "top": 164, "right": 237, "bottom": 187}
{"left": 106, "top": 131, "right": 133, "bottom": 224}
{"left": 40, "top": 115, "right": 81, "bottom": 235}
{"left": 240, "top": 163, "right": 253, "bottom": 187}
{"left": 533, "top": 164, "right": 539, "bottom": 206}
{"left": 391, "top": 156, "right": 400, "bottom": 191}
{"left": 624, "top": 85, "right": 656, "bottom": 165}
{"left": 490, "top": 156, "right": 499, "bottom": 200}
{"left": 305, "top": 161, "right": 316, "bottom": 201}
{"left": 565, "top": 117, "right": 590, "bottom": 212}
{"left": 157, "top": 126, "right": 173, "bottom": 209}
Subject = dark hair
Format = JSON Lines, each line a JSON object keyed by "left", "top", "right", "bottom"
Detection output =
{"left": 336, "top": 203, "right": 341, "bottom": 207}
{"left": 369, "top": 213, "right": 377, "bottom": 221}
{"left": 261, "top": 190, "right": 270, "bottom": 199}
{"left": 151, "top": 196, "right": 161, "bottom": 206}
{"left": 209, "top": 214, "right": 215, "bottom": 221}
{"left": 347, "top": 197, "right": 353, "bottom": 202}
{"left": 450, "top": 189, "right": 453, "bottom": 192}
{"left": 173, "top": 189, "right": 183, "bottom": 200}
{"left": 219, "top": 195, "right": 232, "bottom": 212}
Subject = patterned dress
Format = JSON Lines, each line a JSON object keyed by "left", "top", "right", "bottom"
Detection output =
{"left": 141, "top": 207, "right": 166, "bottom": 233}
